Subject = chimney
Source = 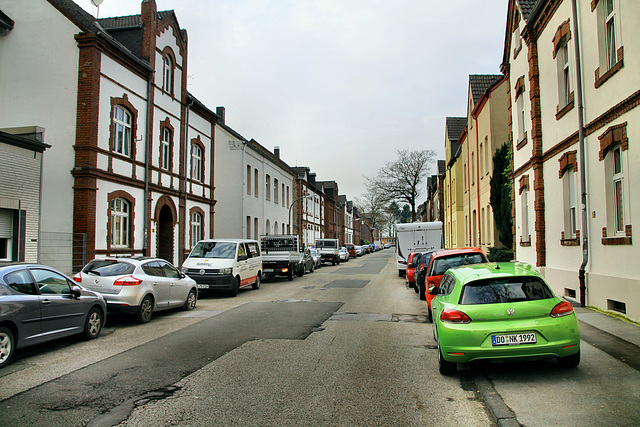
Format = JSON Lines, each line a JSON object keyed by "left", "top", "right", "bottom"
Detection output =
{"left": 216, "top": 106, "right": 225, "bottom": 124}
{"left": 309, "top": 172, "right": 316, "bottom": 187}
{"left": 274, "top": 146, "right": 280, "bottom": 159}
{"left": 141, "top": 0, "right": 157, "bottom": 64}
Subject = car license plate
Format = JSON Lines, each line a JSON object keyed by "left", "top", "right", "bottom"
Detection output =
{"left": 492, "top": 333, "right": 537, "bottom": 346}
{"left": 197, "top": 284, "right": 209, "bottom": 290}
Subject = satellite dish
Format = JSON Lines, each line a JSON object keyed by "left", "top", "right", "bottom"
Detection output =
{"left": 91, "top": 0, "right": 104, "bottom": 7}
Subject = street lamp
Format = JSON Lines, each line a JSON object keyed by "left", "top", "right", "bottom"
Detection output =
{"left": 288, "top": 194, "right": 314, "bottom": 234}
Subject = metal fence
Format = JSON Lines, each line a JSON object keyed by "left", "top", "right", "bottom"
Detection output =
{"left": 39, "top": 232, "right": 87, "bottom": 275}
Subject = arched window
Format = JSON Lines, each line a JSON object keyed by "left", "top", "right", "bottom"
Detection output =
{"left": 191, "top": 211, "right": 202, "bottom": 247}
{"left": 161, "top": 127, "right": 171, "bottom": 170}
{"left": 113, "top": 106, "right": 132, "bottom": 156}
{"left": 111, "top": 198, "right": 130, "bottom": 248}
{"left": 191, "top": 143, "right": 203, "bottom": 181}
{"left": 163, "top": 55, "right": 174, "bottom": 93}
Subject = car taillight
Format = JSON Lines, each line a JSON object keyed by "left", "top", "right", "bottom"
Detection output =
{"left": 550, "top": 300, "right": 574, "bottom": 317}
{"left": 440, "top": 309, "right": 471, "bottom": 324}
{"left": 73, "top": 274, "right": 82, "bottom": 283}
{"left": 113, "top": 276, "right": 143, "bottom": 286}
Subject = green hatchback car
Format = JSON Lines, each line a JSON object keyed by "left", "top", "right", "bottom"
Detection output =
{"left": 431, "top": 262, "right": 580, "bottom": 375}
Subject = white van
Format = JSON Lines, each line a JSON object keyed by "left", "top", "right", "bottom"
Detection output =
{"left": 181, "top": 239, "right": 262, "bottom": 297}
{"left": 395, "top": 221, "right": 443, "bottom": 277}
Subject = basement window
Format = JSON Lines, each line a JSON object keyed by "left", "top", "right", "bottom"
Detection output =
{"left": 607, "top": 299, "right": 626, "bottom": 315}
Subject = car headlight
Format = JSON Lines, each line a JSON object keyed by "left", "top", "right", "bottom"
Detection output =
{"left": 181, "top": 267, "right": 188, "bottom": 273}
{"left": 221, "top": 268, "right": 232, "bottom": 275}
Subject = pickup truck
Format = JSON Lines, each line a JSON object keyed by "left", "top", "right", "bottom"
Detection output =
{"left": 260, "top": 235, "right": 302, "bottom": 281}
{"left": 315, "top": 238, "right": 340, "bottom": 265}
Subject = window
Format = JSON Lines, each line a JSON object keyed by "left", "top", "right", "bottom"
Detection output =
{"left": 516, "top": 93, "right": 526, "bottom": 143}
{"left": 246, "top": 216, "right": 251, "bottom": 239}
{"left": 471, "top": 152, "right": 475, "bottom": 186}
{"left": 254, "top": 218, "right": 259, "bottom": 240}
{"left": 274, "top": 179, "right": 279, "bottom": 204}
{"left": 161, "top": 127, "right": 171, "bottom": 170}
{"left": 612, "top": 146, "right": 624, "bottom": 233}
{"left": 113, "top": 106, "right": 132, "bottom": 156}
{"left": 563, "top": 167, "right": 577, "bottom": 238}
{"left": 31, "top": 268, "right": 72, "bottom": 295}
{"left": 521, "top": 187, "right": 530, "bottom": 242}
{"left": 484, "top": 136, "right": 490, "bottom": 175}
{"left": 191, "top": 144, "right": 202, "bottom": 181}
{"left": 604, "top": 0, "right": 618, "bottom": 70}
{"left": 463, "top": 164, "right": 467, "bottom": 193}
{"left": 163, "top": 54, "right": 174, "bottom": 93}
{"left": 0, "top": 208, "right": 12, "bottom": 261}
{"left": 282, "top": 183, "right": 285, "bottom": 207}
{"left": 556, "top": 40, "right": 572, "bottom": 108}
{"left": 191, "top": 211, "right": 202, "bottom": 247}
{"left": 265, "top": 175, "right": 271, "bottom": 200}
{"left": 254, "top": 169, "right": 259, "bottom": 197}
{"left": 247, "top": 165, "right": 251, "bottom": 194}
{"left": 111, "top": 198, "right": 130, "bottom": 248}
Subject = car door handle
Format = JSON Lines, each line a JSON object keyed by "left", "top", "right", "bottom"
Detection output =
{"left": 41, "top": 299, "right": 51, "bottom": 305}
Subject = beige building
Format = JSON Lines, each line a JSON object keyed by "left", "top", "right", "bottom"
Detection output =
{"left": 503, "top": 0, "right": 640, "bottom": 321}
{"left": 443, "top": 117, "right": 466, "bottom": 249}
{"left": 461, "top": 75, "right": 509, "bottom": 254}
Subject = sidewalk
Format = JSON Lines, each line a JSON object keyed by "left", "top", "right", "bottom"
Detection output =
{"left": 575, "top": 306, "right": 640, "bottom": 348}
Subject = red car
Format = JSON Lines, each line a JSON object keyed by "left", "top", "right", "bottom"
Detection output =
{"left": 344, "top": 243, "right": 356, "bottom": 258}
{"left": 425, "top": 248, "right": 487, "bottom": 321}
{"left": 406, "top": 252, "right": 419, "bottom": 289}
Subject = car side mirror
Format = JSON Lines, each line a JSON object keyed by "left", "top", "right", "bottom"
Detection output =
{"left": 70, "top": 285, "right": 83, "bottom": 299}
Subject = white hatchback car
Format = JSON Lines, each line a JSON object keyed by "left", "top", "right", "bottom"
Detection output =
{"left": 74, "top": 257, "right": 197, "bottom": 323}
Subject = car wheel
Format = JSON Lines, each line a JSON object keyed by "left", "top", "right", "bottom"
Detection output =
{"left": 230, "top": 276, "right": 240, "bottom": 297}
{"left": 427, "top": 307, "right": 433, "bottom": 323}
{"left": 438, "top": 341, "right": 456, "bottom": 375}
{"left": 557, "top": 350, "right": 580, "bottom": 368}
{"left": 297, "top": 265, "right": 304, "bottom": 277}
{"left": 135, "top": 296, "right": 154, "bottom": 324}
{"left": 252, "top": 273, "right": 261, "bottom": 290}
{"left": 287, "top": 268, "right": 294, "bottom": 281}
{"left": 414, "top": 281, "right": 419, "bottom": 293}
{"left": 183, "top": 289, "right": 197, "bottom": 310}
{"left": 0, "top": 327, "right": 15, "bottom": 369}
{"left": 83, "top": 307, "right": 103, "bottom": 339}
{"left": 310, "top": 263, "right": 315, "bottom": 273}
{"left": 419, "top": 282, "right": 426, "bottom": 301}
{"left": 332, "top": 259, "right": 335, "bottom": 266}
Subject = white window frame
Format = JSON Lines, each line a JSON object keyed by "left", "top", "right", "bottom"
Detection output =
{"left": 191, "top": 144, "right": 202, "bottom": 181}
{"left": 516, "top": 93, "right": 526, "bottom": 142}
{"left": 611, "top": 146, "right": 625, "bottom": 234}
{"left": 163, "top": 55, "right": 173, "bottom": 93}
{"left": 563, "top": 167, "right": 578, "bottom": 238}
{"left": 161, "top": 128, "right": 171, "bottom": 170}
{"left": 605, "top": 0, "right": 618, "bottom": 70}
{"left": 111, "top": 198, "right": 130, "bottom": 248}
{"left": 557, "top": 41, "right": 571, "bottom": 107}
{"left": 191, "top": 212, "right": 202, "bottom": 247}
{"left": 113, "top": 106, "right": 132, "bottom": 156}
{"left": 521, "top": 187, "right": 530, "bottom": 242}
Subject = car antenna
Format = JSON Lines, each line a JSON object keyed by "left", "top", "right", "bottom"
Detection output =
{"left": 495, "top": 264, "right": 501, "bottom": 270}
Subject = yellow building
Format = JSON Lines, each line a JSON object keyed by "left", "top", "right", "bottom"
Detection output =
{"left": 443, "top": 117, "right": 466, "bottom": 249}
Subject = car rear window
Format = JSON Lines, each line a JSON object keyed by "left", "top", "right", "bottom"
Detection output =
{"left": 459, "top": 276, "right": 555, "bottom": 305}
{"left": 432, "top": 253, "right": 486, "bottom": 276}
{"left": 83, "top": 260, "right": 135, "bottom": 276}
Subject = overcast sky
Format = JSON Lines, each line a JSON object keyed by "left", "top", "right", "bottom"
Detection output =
{"left": 77, "top": 0, "right": 508, "bottom": 203}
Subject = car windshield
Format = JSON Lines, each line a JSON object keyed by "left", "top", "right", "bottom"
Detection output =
{"left": 433, "top": 253, "right": 486, "bottom": 276}
{"left": 189, "top": 241, "right": 236, "bottom": 259}
{"left": 460, "top": 276, "right": 555, "bottom": 305}
{"left": 83, "top": 260, "right": 135, "bottom": 276}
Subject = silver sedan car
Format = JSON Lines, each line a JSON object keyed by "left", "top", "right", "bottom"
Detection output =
{"left": 74, "top": 257, "right": 197, "bottom": 324}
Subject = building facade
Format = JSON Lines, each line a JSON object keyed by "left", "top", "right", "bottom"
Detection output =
{"left": 503, "top": 0, "right": 640, "bottom": 320}
{"left": 443, "top": 117, "right": 467, "bottom": 249}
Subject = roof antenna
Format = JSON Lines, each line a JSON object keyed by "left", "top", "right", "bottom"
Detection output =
{"left": 91, "top": 0, "right": 104, "bottom": 19}
{"left": 495, "top": 264, "right": 501, "bottom": 270}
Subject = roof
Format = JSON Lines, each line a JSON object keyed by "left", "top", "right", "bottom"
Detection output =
{"left": 445, "top": 117, "right": 466, "bottom": 143}
{"left": 0, "top": 130, "right": 50, "bottom": 152}
{"left": 516, "top": 0, "right": 540, "bottom": 23}
{"left": 0, "top": 9, "right": 14, "bottom": 32}
{"left": 469, "top": 75, "right": 503, "bottom": 104}
{"left": 447, "top": 261, "right": 543, "bottom": 284}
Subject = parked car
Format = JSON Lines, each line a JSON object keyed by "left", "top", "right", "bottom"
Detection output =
{"left": 405, "top": 252, "right": 420, "bottom": 290}
{"left": 344, "top": 243, "right": 356, "bottom": 258}
{"left": 431, "top": 262, "right": 580, "bottom": 375}
{"left": 413, "top": 250, "right": 435, "bottom": 298}
{"left": 355, "top": 246, "right": 364, "bottom": 256}
{"left": 339, "top": 247, "right": 350, "bottom": 262}
{"left": 297, "top": 247, "right": 315, "bottom": 276}
{"left": 310, "top": 248, "right": 322, "bottom": 269}
{"left": 75, "top": 257, "right": 197, "bottom": 324}
{"left": 0, "top": 264, "right": 106, "bottom": 369}
{"left": 424, "top": 248, "right": 488, "bottom": 316}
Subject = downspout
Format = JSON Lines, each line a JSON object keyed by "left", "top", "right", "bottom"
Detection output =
{"left": 183, "top": 97, "right": 195, "bottom": 248}
{"left": 143, "top": 72, "right": 153, "bottom": 256}
{"left": 571, "top": 0, "right": 589, "bottom": 307}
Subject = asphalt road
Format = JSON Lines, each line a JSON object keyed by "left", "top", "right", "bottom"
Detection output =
{"left": 2, "top": 250, "right": 639, "bottom": 426}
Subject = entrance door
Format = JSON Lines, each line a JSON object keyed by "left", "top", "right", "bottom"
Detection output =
{"left": 158, "top": 205, "right": 174, "bottom": 263}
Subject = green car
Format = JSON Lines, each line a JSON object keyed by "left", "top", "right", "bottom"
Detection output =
{"left": 431, "top": 262, "right": 580, "bottom": 375}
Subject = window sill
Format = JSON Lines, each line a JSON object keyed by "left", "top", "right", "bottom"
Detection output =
{"left": 561, "top": 237, "right": 580, "bottom": 246}
{"left": 516, "top": 133, "right": 528, "bottom": 151}
{"left": 601, "top": 225, "right": 632, "bottom": 245}
{"left": 556, "top": 96, "right": 574, "bottom": 120}
{"left": 595, "top": 47, "right": 624, "bottom": 89}
{"left": 520, "top": 237, "right": 531, "bottom": 247}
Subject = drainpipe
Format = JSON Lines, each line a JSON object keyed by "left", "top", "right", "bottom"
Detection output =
{"left": 143, "top": 73, "right": 154, "bottom": 256}
{"left": 183, "top": 96, "right": 195, "bottom": 251}
{"left": 572, "top": 0, "right": 588, "bottom": 307}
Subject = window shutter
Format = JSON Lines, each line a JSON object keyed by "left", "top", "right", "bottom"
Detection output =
{"left": 0, "top": 209, "right": 13, "bottom": 238}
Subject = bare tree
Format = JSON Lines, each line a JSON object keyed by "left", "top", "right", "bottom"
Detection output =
{"left": 354, "top": 183, "right": 388, "bottom": 238}
{"left": 366, "top": 149, "right": 436, "bottom": 222}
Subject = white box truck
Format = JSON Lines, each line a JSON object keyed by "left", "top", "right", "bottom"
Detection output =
{"left": 395, "top": 221, "right": 443, "bottom": 277}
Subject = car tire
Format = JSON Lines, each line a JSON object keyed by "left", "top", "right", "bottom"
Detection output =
{"left": 287, "top": 268, "right": 294, "bottom": 281}
{"left": 135, "top": 295, "right": 154, "bottom": 324}
{"left": 427, "top": 307, "right": 433, "bottom": 323}
{"left": 557, "top": 350, "right": 580, "bottom": 368}
{"left": 83, "top": 307, "right": 103, "bottom": 340}
{"left": 297, "top": 265, "right": 304, "bottom": 277}
{"left": 230, "top": 276, "right": 240, "bottom": 297}
{"left": 252, "top": 273, "right": 261, "bottom": 290}
{"left": 414, "top": 281, "right": 419, "bottom": 294}
{"left": 0, "top": 327, "right": 15, "bottom": 369}
{"left": 419, "top": 284, "right": 426, "bottom": 301}
{"left": 183, "top": 289, "right": 197, "bottom": 310}
{"left": 310, "top": 263, "right": 315, "bottom": 273}
{"left": 438, "top": 341, "right": 456, "bottom": 375}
